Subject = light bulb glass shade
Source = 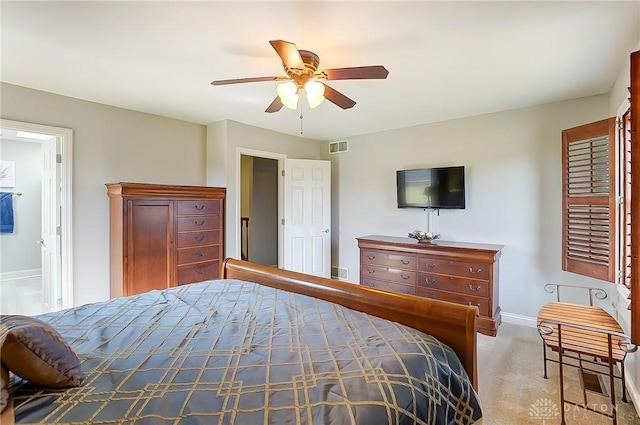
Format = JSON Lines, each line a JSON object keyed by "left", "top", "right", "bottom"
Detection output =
{"left": 304, "top": 80, "right": 325, "bottom": 109}
{"left": 277, "top": 82, "right": 299, "bottom": 109}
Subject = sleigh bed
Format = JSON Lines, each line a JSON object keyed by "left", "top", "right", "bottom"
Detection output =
{"left": 4, "top": 258, "right": 481, "bottom": 424}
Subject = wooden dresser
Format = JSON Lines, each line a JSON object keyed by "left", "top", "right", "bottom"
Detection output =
{"left": 357, "top": 235, "right": 503, "bottom": 336}
{"left": 106, "top": 183, "right": 226, "bottom": 298}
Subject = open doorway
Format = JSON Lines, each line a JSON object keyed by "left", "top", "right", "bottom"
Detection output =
{"left": 0, "top": 119, "right": 73, "bottom": 315}
{"left": 236, "top": 148, "right": 332, "bottom": 278}
{"left": 240, "top": 155, "right": 279, "bottom": 267}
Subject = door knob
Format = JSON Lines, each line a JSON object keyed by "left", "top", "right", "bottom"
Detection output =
{"left": 322, "top": 228, "right": 330, "bottom": 233}
{"left": 37, "top": 239, "right": 45, "bottom": 246}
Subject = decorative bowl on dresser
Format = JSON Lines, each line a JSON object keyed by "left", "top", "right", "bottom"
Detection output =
{"left": 357, "top": 235, "right": 503, "bottom": 336}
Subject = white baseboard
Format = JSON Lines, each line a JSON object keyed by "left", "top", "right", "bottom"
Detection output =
{"left": 502, "top": 311, "right": 537, "bottom": 328}
{"left": 0, "top": 268, "right": 42, "bottom": 281}
{"left": 624, "top": 365, "right": 640, "bottom": 418}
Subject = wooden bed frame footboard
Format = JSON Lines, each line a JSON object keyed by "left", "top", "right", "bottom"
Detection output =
{"left": 222, "top": 258, "right": 479, "bottom": 389}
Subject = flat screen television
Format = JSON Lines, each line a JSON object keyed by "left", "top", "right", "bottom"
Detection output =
{"left": 396, "top": 166, "right": 465, "bottom": 209}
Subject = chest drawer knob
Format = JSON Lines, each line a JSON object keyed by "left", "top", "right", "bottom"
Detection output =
{"left": 367, "top": 254, "right": 376, "bottom": 260}
{"left": 195, "top": 268, "right": 204, "bottom": 275}
{"left": 468, "top": 302, "right": 481, "bottom": 308}
{"left": 195, "top": 250, "right": 205, "bottom": 258}
{"left": 195, "top": 220, "right": 205, "bottom": 226}
{"left": 367, "top": 268, "right": 375, "bottom": 274}
{"left": 401, "top": 259, "right": 410, "bottom": 265}
{"left": 194, "top": 204, "right": 205, "bottom": 210}
{"left": 195, "top": 235, "right": 205, "bottom": 242}
{"left": 468, "top": 284, "right": 482, "bottom": 292}
{"left": 425, "top": 278, "right": 437, "bottom": 285}
{"left": 427, "top": 263, "right": 436, "bottom": 269}
{"left": 401, "top": 273, "right": 410, "bottom": 280}
{"left": 469, "top": 267, "right": 482, "bottom": 274}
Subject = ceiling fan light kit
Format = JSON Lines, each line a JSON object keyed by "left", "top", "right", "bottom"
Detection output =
{"left": 211, "top": 40, "right": 389, "bottom": 115}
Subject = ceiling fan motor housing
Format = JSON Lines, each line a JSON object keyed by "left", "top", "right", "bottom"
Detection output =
{"left": 284, "top": 50, "right": 320, "bottom": 87}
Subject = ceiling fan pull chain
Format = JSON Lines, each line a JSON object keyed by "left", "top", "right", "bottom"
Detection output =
{"left": 299, "top": 102, "right": 304, "bottom": 134}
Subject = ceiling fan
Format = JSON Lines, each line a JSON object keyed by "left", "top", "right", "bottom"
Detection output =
{"left": 211, "top": 40, "right": 389, "bottom": 113}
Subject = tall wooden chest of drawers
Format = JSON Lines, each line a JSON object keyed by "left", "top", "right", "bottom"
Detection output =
{"left": 107, "top": 183, "right": 226, "bottom": 298}
{"left": 357, "top": 235, "right": 503, "bottom": 336}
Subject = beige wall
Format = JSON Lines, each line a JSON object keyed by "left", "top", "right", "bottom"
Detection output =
{"left": 206, "top": 120, "right": 322, "bottom": 259}
{"left": 1, "top": 83, "right": 207, "bottom": 306}
{"left": 0, "top": 139, "right": 41, "bottom": 273}
{"left": 324, "top": 95, "right": 610, "bottom": 319}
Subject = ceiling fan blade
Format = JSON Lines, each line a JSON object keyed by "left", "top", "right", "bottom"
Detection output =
{"left": 321, "top": 65, "right": 389, "bottom": 80}
{"left": 265, "top": 97, "right": 284, "bottom": 113}
{"left": 269, "top": 40, "right": 305, "bottom": 71}
{"left": 323, "top": 84, "right": 356, "bottom": 109}
{"left": 211, "top": 76, "right": 279, "bottom": 86}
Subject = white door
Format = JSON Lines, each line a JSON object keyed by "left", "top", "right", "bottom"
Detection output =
{"left": 40, "top": 138, "right": 60, "bottom": 312}
{"left": 282, "top": 159, "right": 331, "bottom": 277}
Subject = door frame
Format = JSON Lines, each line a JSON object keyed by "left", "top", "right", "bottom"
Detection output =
{"left": 0, "top": 118, "right": 73, "bottom": 309}
{"left": 235, "top": 148, "right": 286, "bottom": 266}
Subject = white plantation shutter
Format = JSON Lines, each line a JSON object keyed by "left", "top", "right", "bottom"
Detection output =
{"left": 562, "top": 118, "right": 617, "bottom": 282}
{"left": 631, "top": 49, "right": 639, "bottom": 344}
{"left": 622, "top": 111, "right": 632, "bottom": 291}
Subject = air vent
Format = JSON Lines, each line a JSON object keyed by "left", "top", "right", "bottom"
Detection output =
{"left": 329, "top": 140, "right": 348, "bottom": 154}
{"left": 331, "top": 266, "right": 349, "bottom": 280}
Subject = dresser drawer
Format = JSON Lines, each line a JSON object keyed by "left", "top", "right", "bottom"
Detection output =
{"left": 177, "top": 215, "right": 220, "bottom": 232}
{"left": 418, "top": 257, "right": 489, "bottom": 280}
{"left": 361, "top": 278, "right": 415, "bottom": 295}
{"left": 417, "top": 272, "right": 489, "bottom": 298}
{"left": 361, "top": 250, "right": 417, "bottom": 270}
{"left": 177, "top": 245, "right": 220, "bottom": 265}
{"left": 177, "top": 200, "right": 220, "bottom": 216}
{"left": 417, "top": 288, "right": 489, "bottom": 316}
{"left": 176, "top": 230, "right": 220, "bottom": 248}
{"left": 177, "top": 261, "right": 219, "bottom": 285}
{"left": 361, "top": 264, "right": 416, "bottom": 285}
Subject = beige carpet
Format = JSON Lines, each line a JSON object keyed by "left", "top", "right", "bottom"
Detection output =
{"left": 475, "top": 323, "right": 640, "bottom": 425}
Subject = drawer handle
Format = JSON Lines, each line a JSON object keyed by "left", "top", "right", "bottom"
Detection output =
{"left": 427, "top": 263, "right": 436, "bottom": 269}
{"left": 401, "top": 273, "right": 410, "bottom": 280}
{"left": 195, "top": 220, "right": 205, "bottom": 226}
{"left": 194, "top": 204, "right": 205, "bottom": 210}
{"left": 468, "top": 284, "right": 482, "bottom": 292}
{"left": 468, "top": 302, "right": 481, "bottom": 308}
{"left": 425, "top": 278, "right": 437, "bottom": 285}
{"left": 195, "top": 250, "right": 205, "bottom": 258}
{"left": 469, "top": 267, "right": 482, "bottom": 274}
{"left": 367, "top": 254, "right": 375, "bottom": 260}
{"left": 367, "top": 268, "right": 375, "bottom": 274}
{"left": 401, "top": 259, "right": 410, "bottom": 265}
{"left": 195, "top": 235, "right": 205, "bottom": 242}
{"left": 195, "top": 268, "right": 204, "bottom": 275}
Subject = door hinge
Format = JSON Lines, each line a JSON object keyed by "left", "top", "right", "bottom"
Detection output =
{"left": 281, "top": 218, "right": 285, "bottom": 225}
{"left": 56, "top": 226, "right": 61, "bottom": 236}
{"left": 56, "top": 154, "right": 62, "bottom": 164}
{"left": 618, "top": 196, "right": 625, "bottom": 205}
{"left": 281, "top": 169, "right": 285, "bottom": 177}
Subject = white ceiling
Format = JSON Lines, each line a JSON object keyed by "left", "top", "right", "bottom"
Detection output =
{"left": 1, "top": 1, "right": 639, "bottom": 141}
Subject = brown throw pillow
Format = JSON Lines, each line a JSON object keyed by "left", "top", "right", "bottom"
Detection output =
{"left": 1, "top": 365, "right": 8, "bottom": 413}
{"left": 0, "top": 315, "right": 81, "bottom": 388}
